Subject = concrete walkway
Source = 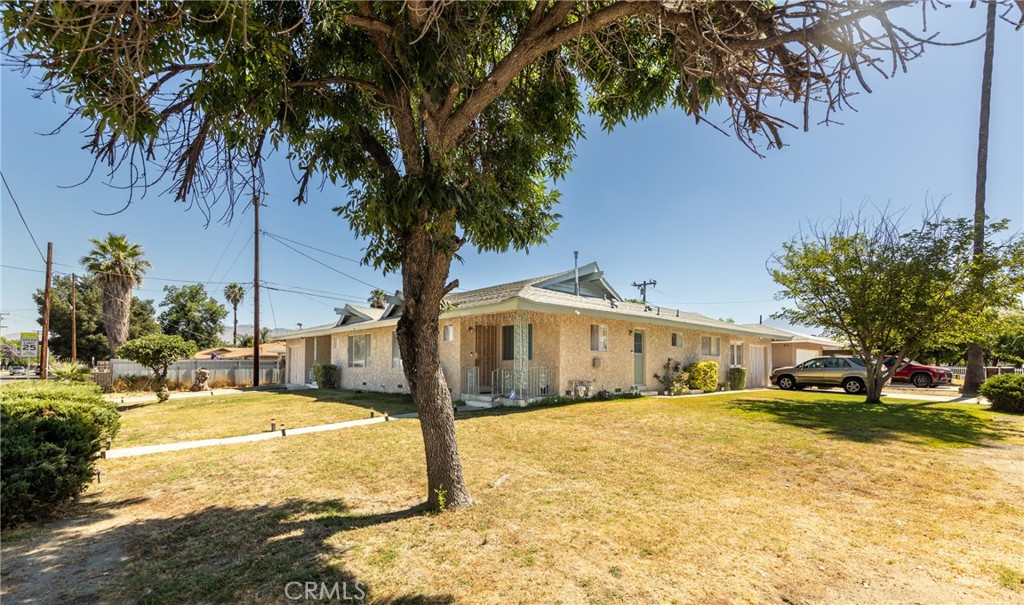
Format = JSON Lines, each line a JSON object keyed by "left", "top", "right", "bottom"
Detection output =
{"left": 104, "top": 388, "right": 250, "bottom": 405}
{"left": 104, "top": 412, "right": 420, "bottom": 459}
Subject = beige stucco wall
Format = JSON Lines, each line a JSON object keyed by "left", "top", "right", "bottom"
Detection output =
{"left": 329, "top": 325, "right": 407, "bottom": 393}
{"left": 771, "top": 342, "right": 824, "bottom": 369}
{"left": 555, "top": 314, "right": 773, "bottom": 393}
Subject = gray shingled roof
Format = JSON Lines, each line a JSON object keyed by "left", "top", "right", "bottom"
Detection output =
{"left": 278, "top": 264, "right": 784, "bottom": 340}
{"left": 738, "top": 324, "right": 845, "bottom": 346}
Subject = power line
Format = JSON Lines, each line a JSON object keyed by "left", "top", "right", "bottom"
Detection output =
{"left": 216, "top": 232, "right": 255, "bottom": 285}
{"left": 263, "top": 284, "right": 278, "bottom": 329}
{"left": 205, "top": 217, "right": 248, "bottom": 284}
{"left": 262, "top": 232, "right": 383, "bottom": 290}
{"left": 261, "top": 230, "right": 363, "bottom": 265}
{"left": 1, "top": 171, "right": 45, "bottom": 263}
{"left": 4, "top": 264, "right": 241, "bottom": 286}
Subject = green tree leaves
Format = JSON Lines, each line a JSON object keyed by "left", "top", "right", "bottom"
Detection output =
{"left": 158, "top": 284, "right": 228, "bottom": 349}
{"left": 770, "top": 209, "right": 1024, "bottom": 401}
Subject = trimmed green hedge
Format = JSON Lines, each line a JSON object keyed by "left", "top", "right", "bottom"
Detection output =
{"left": 727, "top": 367, "right": 747, "bottom": 390}
{"left": 1, "top": 381, "right": 120, "bottom": 527}
{"left": 980, "top": 373, "right": 1024, "bottom": 413}
{"left": 313, "top": 364, "right": 339, "bottom": 389}
{"left": 686, "top": 361, "right": 719, "bottom": 393}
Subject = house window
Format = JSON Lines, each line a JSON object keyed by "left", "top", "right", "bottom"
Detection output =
{"left": 348, "top": 334, "right": 370, "bottom": 368}
{"left": 391, "top": 331, "right": 402, "bottom": 369}
{"left": 590, "top": 324, "right": 608, "bottom": 352}
{"left": 501, "top": 324, "right": 533, "bottom": 360}
{"left": 701, "top": 336, "right": 721, "bottom": 356}
{"left": 729, "top": 343, "right": 743, "bottom": 367}
{"left": 671, "top": 333, "right": 683, "bottom": 347}
{"left": 443, "top": 325, "right": 455, "bottom": 342}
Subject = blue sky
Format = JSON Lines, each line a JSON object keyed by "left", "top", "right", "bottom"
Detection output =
{"left": 2, "top": 4, "right": 1022, "bottom": 338}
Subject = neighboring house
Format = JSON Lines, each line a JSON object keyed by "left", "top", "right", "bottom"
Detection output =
{"left": 194, "top": 342, "right": 287, "bottom": 361}
{"left": 739, "top": 324, "right": 849, "bottom": 369}
{"left": 280, "top": 262, "right": 787, "bottom": 401}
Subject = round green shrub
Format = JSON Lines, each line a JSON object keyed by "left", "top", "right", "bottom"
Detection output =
{"left": 313, "top": 364, "right": 339, "bottom": 389}
{"left": 979, "top": 373, "right": 1024, "bottom": 413}
{"left": 1, "top": 382, "right": 120, "bottom": 527}
{"left": 727, "top": 367, "right": 747, "bottom": 390}
{"left": 685, "top": 361, "right": 719, "bottom": 393}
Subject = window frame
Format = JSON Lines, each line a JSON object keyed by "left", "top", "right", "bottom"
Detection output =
{"left": 590, "top": 324, "right": 608, "bottom": 352}
{"left": 728, "top": 342, "right": 743, "bottom": 367}
{"left": 671, "top": 332, "right": 683, "bottom": 348}
{"left": 347, "top": 334, "right": 370, "bottom": 368}
{"left": 701, "top": 336, "right": 721, "bottom": 357}
{"left": 442, "top": 325, "right": 455, "bottom": 342}
{"left": 501, "top": 324, "right": 533, "bottom": 360}
{"left": 391, "top": 331, "right": 402, "bottom": 369}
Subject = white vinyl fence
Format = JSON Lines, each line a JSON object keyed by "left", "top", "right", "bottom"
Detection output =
{"left": 109, "top": 358, "right": 283, "bottom": 388}
{"left": 947, "top": 365, "right": 1024, "bottom": 378}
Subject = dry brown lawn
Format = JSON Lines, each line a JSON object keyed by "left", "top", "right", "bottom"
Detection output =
{"left": 112, "top": 389, "right": 417, "bottom": 448}
{"left": 2, "top": 391, "right": 1022, "bottom": 604}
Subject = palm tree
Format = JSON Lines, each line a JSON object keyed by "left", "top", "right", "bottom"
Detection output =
{"left": 81, "top": 233, "right": 151, "bottom": 357}
{"left": 368, "top": 288, "right": 387, "bottom": 309}
{"left": 964, "top": 0, "right": 998, "bottom": 397}
{"left": 223, "top": 283, "right": 246, "bottom": 345}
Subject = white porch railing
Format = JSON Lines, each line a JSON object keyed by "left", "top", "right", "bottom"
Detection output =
{"left": 490, "top": 367, "right": 557, "bottom": 401}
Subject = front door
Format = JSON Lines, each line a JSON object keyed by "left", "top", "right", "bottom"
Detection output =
{"left": 748, "top": 345, "right": 766, "bottom": 387}
{"left": 633, "top": 330, "right": 645, "bottom": 387}
{"left": 288, "top": 345, "right": 304, "bottom": 384}
{"left": 475, "top": 325, "right": 498, "bottom": 393}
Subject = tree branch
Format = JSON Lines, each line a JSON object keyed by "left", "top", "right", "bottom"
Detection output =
{"left": 342, "top": 13, "right": 393, "bottom": 36}
{"left": 290, "top": 76, "right": 388, "bottom": 100}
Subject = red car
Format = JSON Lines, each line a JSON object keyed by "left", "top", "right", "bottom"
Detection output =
{"left": 886, "top": 359, "right": 953, "bottom": 388}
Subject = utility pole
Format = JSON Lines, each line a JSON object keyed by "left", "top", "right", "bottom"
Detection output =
{"left": 631, "top": 279, "right": 657, "bottom": 304}
{"left": 71, "top": 273, "right": 77, "bottom": 361}
{"left": 40, "top": 242, "right": 53, "bottom": 379}
{"left": 252, "top": 195, "right": 261, "bottom": 388}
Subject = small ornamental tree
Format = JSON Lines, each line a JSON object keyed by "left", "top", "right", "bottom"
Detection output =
{"left": 770, "top": 208, "right": 1024, "bottom": 403}
{"left": 118, "top": 334, "right": 198, "bottom": 391}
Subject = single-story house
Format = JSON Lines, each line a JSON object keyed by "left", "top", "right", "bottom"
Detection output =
{"left": 738, "top": 324, "right": 849, "bottom": 369}
{"left": 279, "top": 262, "right": 789, "bottom": 402}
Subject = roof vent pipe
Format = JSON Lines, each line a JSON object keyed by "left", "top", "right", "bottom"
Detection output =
{"left": 573, "top": 251, "right": 580, "bottom": 296}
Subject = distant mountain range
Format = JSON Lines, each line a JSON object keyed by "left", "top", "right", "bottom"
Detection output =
{"left": 219, "top": 324, "right": 292, "bottom": 343}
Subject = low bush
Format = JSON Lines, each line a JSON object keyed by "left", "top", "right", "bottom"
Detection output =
{"left": 313, "top": 364, "right": 339, "bottom": 389}
{"left": 980, "top": 373, "right": 1024, "bottom": 413}
{"left": 654, "top": 358, "right": 690, "bottom": 395}
{"left": 49, "top": 361, "right": 92, "bottom": 382}
{"left": 686, "top": 361, "right": 719, "bottom": 393}
{"left": 1, "top": 381, "right": 120, "bottom": 526}
{"left": 727, "top": 367, "right": 747, "bottom": 390}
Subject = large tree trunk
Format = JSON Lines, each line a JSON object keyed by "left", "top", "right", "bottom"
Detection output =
{"left": 963, "top": 0, "right": 997, "bottom": 398}
{"left": 103, "top": 280, "right": 132, "bottom": 357}
{"left": 396, "top": 224, "right": 472, "bottom": 511}
{"left": 865, "top": 377, "right": 885, "bottom": 404}
{"left": 964, "top": 344, "right": 987, "bottom": 397}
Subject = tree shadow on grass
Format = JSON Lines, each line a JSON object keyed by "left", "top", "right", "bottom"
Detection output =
{"left": 729, "top": 397, "right": 1001, "bottom": 446}
{"left": 1, "top": 496, "right": 450, "bottom": 605}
